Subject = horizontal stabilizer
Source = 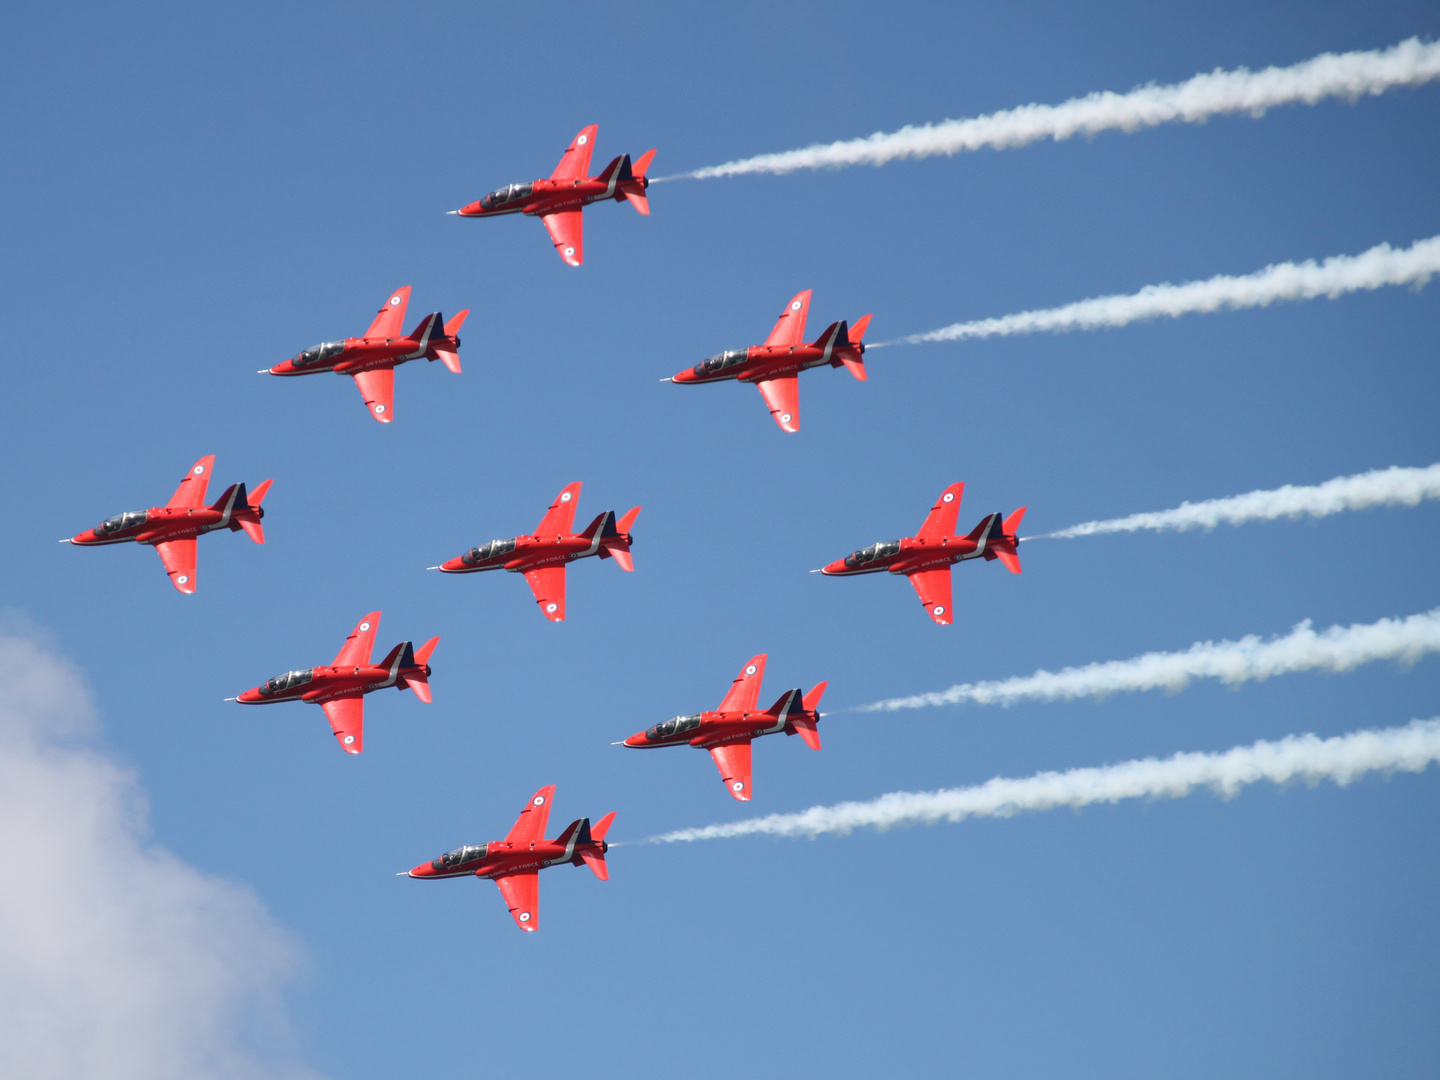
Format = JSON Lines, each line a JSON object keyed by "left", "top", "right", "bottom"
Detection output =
{"left": 444, "top": 309, "right": 469, "bottom": 337}
{"left": 235, "top": 479, "right": 271, "bottom": 544}
{"left": 581, "top": 851, "right": 609, "bottom": 880}
{"left": 591, "top": 810, "right": 616, "bottom": 842}
{"left": 414, "top": 636, "right": 440, "bottom": 667}
{"left": 994, "top": 548, "right": 1022, "bottom": 574}
{"left": 404, "top": 672, "right": 432, "bottom": 703}
{"left": 624, "top": 190, "right": 650, "bottom": 215}
{"left": 1003, "top": 506, "right": 1027, "bottom": 536}
{"left": 631, "top": 149, "right": 655, "bottom": 179}
{"left": 616, "top": 506, "right": 641, "bottom": 534}
{"left": 802, "top": 680, "right": 828, "bottom": 714}
{"left": 248, "top": 478, "right": 273, "bottom": 507}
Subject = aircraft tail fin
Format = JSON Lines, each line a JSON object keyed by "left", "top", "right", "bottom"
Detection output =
{"left": 579, "top": 511, "right": 612, "bottom": 542}
{"left": 406, "top": 311, "right": 440, "bottom": 345}
{"left": 986, "top": 507, "right": 1026, "bottom": 574}
{"left": 401, "top": 635, "right": 439, "bottom": 702}
{"left": 377, "top": 640, "right": 414, "bottom": 672}
{"left": 790, "top": 681, "right": 827, "bottom": 751}
{"left": 829, "top": 315, "right": 871, "bottom": 381}
{"left": 596, "top": 154, "right": 626, "bottom": 189}
{"left": 592, "top": 507, "right": 639, "bottom": 571}
{"left": 579, "top": 812, "right": 616, "bottom": 879}
{"left": 964, "top": 512, "right": 1000, "bottom": 544}
{"left": 230, "top": 479, "right": 271, "bottom": 543}
{"left": 430, "top": 309, "right": 468, "bottom": 374}
{"left": 621, "top": 149, "right": 654, "bottom": 214}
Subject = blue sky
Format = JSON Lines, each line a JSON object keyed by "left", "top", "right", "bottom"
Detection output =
{"left": 1, "top": 3, "right": 1437, "bottom": 1078}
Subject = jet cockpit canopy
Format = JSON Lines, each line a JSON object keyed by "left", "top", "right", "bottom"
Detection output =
{"left": 694, "top": 349, "right": 748, "bottom": 376}
{"left": 263, "top": 669, "right": 314, "bottom": 695}
{"left": 434, "top": 844, "right": 488, "bottom": 870}
{"left": 844, "top": 540, "right": 901, "bottom": 569}
{"left": 463, "top": 538, "right": 517, "bottom": 566}
{"left": 295, "top": 341, "right": 346, "bottom": 368}
{"left": 646, "top": 714, "right": 702, "bottom": 741}
{"left": 98, "top": 510, "right": 148, "bottom": 535}
{"left": 482, "top": 182, "right": 533, "bottom": 209}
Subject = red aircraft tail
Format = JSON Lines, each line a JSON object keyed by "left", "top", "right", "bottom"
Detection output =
{"left": 223, "top": 479, "right": 271, "bottom": 544}
{"left": 791, "top": 681, "right": 828, "bottom": 750}
{"left": 574, "top": 812, "right": 616, "bottom": 880}
{"left": 984, "top": 507, "right": 1026, "bottom": 574}
{"left": 402, "top": 636, "right": 440, "bottom": 702}
{"left": 617, "top": 150, "right": 654, "bottom": 215}
{"left": 431, "top": 310, "right": 468, "bottom": 374}
{"left": 587, "top": 507, "right": 640, "bottom": 571}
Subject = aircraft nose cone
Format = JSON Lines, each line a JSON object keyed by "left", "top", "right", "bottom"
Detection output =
{"left": 820, "top": 559, "right": 846, "bottom": 575}
{"left": 670, "top": 369, "right": 695, "bottom": 383}
{"left": 622, "top": 733, "right": 646, "bottom": 748}
{"left": 457, "top": 202, "right": 482, "bottom": 216}
{"left": 439, "top": 557, "right": 466, "bottom": 572}
{"left": 407, "top": 862, "right": 435, "bottom": 878}
{"left": 235, "top": 688, "right": 262, "bottom": 704}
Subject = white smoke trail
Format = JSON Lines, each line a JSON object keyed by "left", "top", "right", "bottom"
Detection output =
{"left": 873, "top": 236, "right": 1440, "bottom": 345}
{"left": 643, "top": 719, "right": 1440, "bottom": 843}
{"left": 659, "top": 38, "right": 1440, "bottom": 181}
{"left": 859, "top": 608, "right": 1440, "bottom": 712}
{"left": 1042, "top": 463, "right": 1440, "bottom": 539}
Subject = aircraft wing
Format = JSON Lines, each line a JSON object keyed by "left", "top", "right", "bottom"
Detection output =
{"left": 362, "top": 286, "right": 411, "bottom": 340}
{"left": 523, "top": 565, "right": 567, "bottom": 622}
{"left": 717, "top": 654, "right": 767, "bottom": 714}
{"left": 494, "top": 871, "right": 540, "bottom": 931}
{"left": 166, "top": 455, "right": 215, "bottom": 509}
{"left": 916, "top": 482, "right": 966, "bottom": 539}
{"left": 550, "top": 125, "right": 598, "bottom": 182}
{"left": 754, "top": 375, "right": 800, "bottom": 433}
{"left": 153, "top": 538, "right": 197, "bottom": 594}
{"left": 763, "top": 290, "right": 812, "bottom": 348}
{"left": 541, "top": 210, "right": 584, "bottom": 267}
{"left": 333, "top": 611, "right": 381, "bottom": 667}
{"left": 321, "top": 696, "right": 364, "bottom": 754}
{"left": 534, "top": 482, "right": 582, "bottom": 537}
{"left": 709, "top": 740, "right": 753, "bottom": 801}
{"left": 351, "top": 367, "right": 394, "bottom": 423}
{"left": 907, "top": 567, "right": 954, "bottom": 625}
{"left": 505, "top": 785, "right": 556, "bottom": 845}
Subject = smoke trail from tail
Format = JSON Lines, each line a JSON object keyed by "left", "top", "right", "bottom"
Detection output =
{"left": 1041, "top": 464, "right": 1440, "bottom": 539}
{"left": 858, "top": 609, "right": 1440, "bottom": 712}
{"left": 872, "top": 236, "right": 1440, "bottom": 346}
{"left": 657, "top": 38, "right": 1440, "bottom": 181}
{"left": 642, "top": 720, "right": 1440, "bottom": 843}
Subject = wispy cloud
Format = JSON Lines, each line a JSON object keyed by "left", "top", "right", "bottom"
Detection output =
{"left": 0, "top": 627, "right": 322, "bottom": 1080}
{"left": 659, "top": 38, "right": 1440, "bottom": 180}
{"left": 858, "top": 609, "right": 1440, "bottom": 712}
{"left": 643, "top": 720, "right": 1440, "bottom": 843}
{"left": 1041, "top": 463, "right": 1440, "bottom": 539}
{"left": 873, "top": 236, "right": 1440, "bottom": 345}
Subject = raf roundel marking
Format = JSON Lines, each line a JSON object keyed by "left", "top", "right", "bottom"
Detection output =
{"left": 564, "top": 246, "right": 575, "bottom": 257}
{"left": 344, "top": 735, "right": 355, "bottom": 745}
{"left": 560, "top": 491, "right": 572, "bottom": 502}
{"left": 533, "top": 795, "right": 546, "bottom": 806}
{"left": 359, "top": 621, "right": 371, "bottom": 631}
{"left": 519, "top": 911, "right": 531, "bottom": 922}
{"left": 374, "top": 404, "right": 385, "bottom": 414}
{"left": 177, "top": 575, "right": 189, "bottom": 585}
{"left": 732, "top": 781, "right": 745, "bottom": 791}
{"left": 390, "top": 295, "right": 401, "bottom": 305}
{"left": 576, "top": 134, "right": 588, "bottom": 145}
{"left": 943, "top": 492, "right": 954, "bottom": 503}
{"left": 745, "top": 664, "right": 757, "bottom": 676}
{"left": 790, "top": 300, "right": 802, "bottom": 311}
{"left": 193, "top": 465, "right": 205, "bottom": 475}
{"left": 780, "top": 413, "right": 792, "bottom": 424}
{"left": 546, "top": 602, "right": 558, "bottom": 614}
{"left": 933, "top": 605, "right": 946, "bottom": 616}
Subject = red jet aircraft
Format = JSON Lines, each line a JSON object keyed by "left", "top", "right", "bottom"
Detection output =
{"left": 666, "top": 290, "right": 871, "bottom": 433}
{"left": 65, "top": 455, "right": 271, "bottom": 594}
{"left": 819, "top": 482, "right": 1025, "bottom": 625}
{"left": 432, "top": 482, "right": 639, "bottom": 622}
{"left": 450, "top": 125, "right": 654, "bottom": 266}
{"left": 405, "top": 786, "right": 614, "bottom": 932}
{"left": 261, "top": 286, "right": 468, "bottom": 423}
{"left": 622, "top": 654, "right": 827, "bottom": 801}
{"left": 232, "top": 611, "right": 437, "bottom": 754}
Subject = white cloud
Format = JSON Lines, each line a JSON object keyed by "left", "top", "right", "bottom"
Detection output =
{"left": 0, "top": 626, "right": 323, "bottom": 1080}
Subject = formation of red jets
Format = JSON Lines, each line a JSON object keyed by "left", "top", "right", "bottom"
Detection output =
{"left": 65, "top": 125, "right": 1030, "bottom": 931}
